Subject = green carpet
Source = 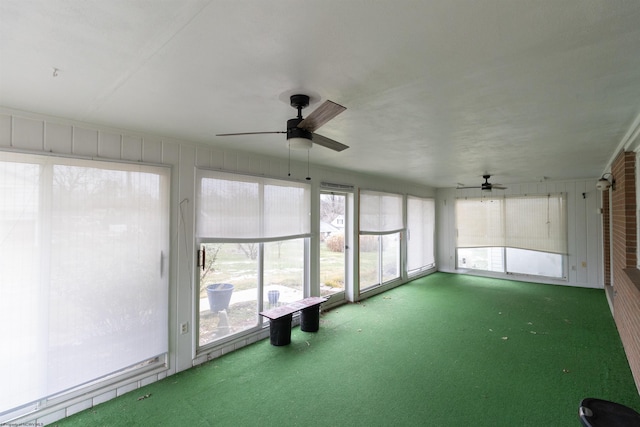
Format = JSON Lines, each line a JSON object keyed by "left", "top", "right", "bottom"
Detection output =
{"left": 54, "top": 273, "right": 640, "bottom": 426}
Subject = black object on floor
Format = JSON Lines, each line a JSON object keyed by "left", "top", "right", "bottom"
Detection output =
{"left": 259, "top": 297, "right": 327, "bottom": 346}
{"left": 579, "top": 398, "right": 640, "bottom": 426}
{"left": 269, "top": 315, "right": 293, "bottom": 346}
{"left": 300, "top": 305, "right": 321, "bottom": 332}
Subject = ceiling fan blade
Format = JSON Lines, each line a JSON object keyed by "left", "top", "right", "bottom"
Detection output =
{"left": 297, "top": 100, "right": 346, "bottom": 132}
{"left": 312, "top": 133, "right": 349, "bottom": 152}
{"left": 456, "top": 186, "right": 481, "bottom": 189}
{"left": 216, "top": 131, "right": 285, "bottom": 136}
{"left": 492, "top": 185, "right": 507, "bottom": 189}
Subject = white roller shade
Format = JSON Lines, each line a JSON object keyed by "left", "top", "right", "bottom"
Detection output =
{"left": 264, "top": 183, "right": 310, "bottom": 238}
{"left": 456, "top": 197, "right": 505, "bottom": 248}
{"left": 196, "top": 170, "right": 311, "bottom": 240}
{"left": 360, "top": 190, "right": 403, "bottom": 233}
{"left": 407, "top": 196, "right": 435, "bottom": 271}
{"left": 456, "top": 194, "right": 567, "bottom": 255}
{"left": 505, "top": 194, "right": 567, "bottom": 254}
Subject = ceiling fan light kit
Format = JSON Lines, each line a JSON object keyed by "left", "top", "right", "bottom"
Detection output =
{"left": 287, "top": 136, "right": 313, "bottom": 150}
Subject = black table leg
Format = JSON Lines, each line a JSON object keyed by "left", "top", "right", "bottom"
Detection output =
{"left": 300, "top": 304, "right": 321, "bottom": 332}
{"left": 269, "top": 314, "right": 293, "bottom": 346}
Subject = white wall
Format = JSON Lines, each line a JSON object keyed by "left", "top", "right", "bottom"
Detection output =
{"left": 437, "top": 179, "right": 603, "bottom": 288}
{"left": 0, "top": 108, "right": 435, "bottom": 425}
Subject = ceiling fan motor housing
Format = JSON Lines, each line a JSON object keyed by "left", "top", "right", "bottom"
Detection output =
{"left": 287, "top": 117, "right": 312, "bottom": 141}
{"left": 481, "top": 175, "right": 492, "bottom": 191}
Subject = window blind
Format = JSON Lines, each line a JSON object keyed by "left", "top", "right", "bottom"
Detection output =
{"left": 196, "top": 170, "right": 311, "bottom": 240}
{"left": 0, "top": 152, "right": 169, "bottom": 415}
{"left": 456, "top": 197, "right": 505, "bottom": 248}
{"left": 456, "top": 194, "right": 567, "bottom": 254}
{"left": 505, "top": 194, "right": 567, "bottom": 254}
{"left": 360, "top": 190, "right": 403, "bottom": 234}
{"left": 407, "top": 196, "right": 435, "bottom": 271}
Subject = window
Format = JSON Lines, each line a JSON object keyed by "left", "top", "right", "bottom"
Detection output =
{"left": 455, "top": 194, "right": 567, "bottom": 279}
{"left": 407, "top": 196, "right": 435, "bottom": 274}
{"left": 320, "top": 192, "right": 348, "bottom": 298}
{"left": 196, "top": 170, "right": 310, "bottom": 347}
{"left": 359, "top": 190, "right": 403, "bottom": 291}
{"left": 0, "top": 152, "right": 169, "bottom": 417}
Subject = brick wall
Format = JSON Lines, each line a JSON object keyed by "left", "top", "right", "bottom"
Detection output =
{"left": 608, "top": 151, "right": 640, "bottom": 392}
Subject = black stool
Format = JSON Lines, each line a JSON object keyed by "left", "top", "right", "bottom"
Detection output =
{"left": 579, "top": 398, "right": 640, "bottom": 426}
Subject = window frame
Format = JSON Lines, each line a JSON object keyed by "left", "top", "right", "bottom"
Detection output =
{"left": 194, "top": 169, "right": 311, "bottom": 351}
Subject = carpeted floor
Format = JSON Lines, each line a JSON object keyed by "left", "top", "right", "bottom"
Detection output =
{"left": 54, "top": 273, "right": 640, "bottom": 426}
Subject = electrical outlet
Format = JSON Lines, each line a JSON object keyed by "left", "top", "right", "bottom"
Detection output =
{"left": 180, "top": 322, "right": 188, "bottom": 335}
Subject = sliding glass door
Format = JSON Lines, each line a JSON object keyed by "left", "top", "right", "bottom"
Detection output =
{"left": 359, "top": 190, "right": 403, "bottom": 292}
{"left": 0, "top": 152, "right": 169, "bottom": 417}
{"left": 319, "top": 192, "right": 347, "bottom": 299}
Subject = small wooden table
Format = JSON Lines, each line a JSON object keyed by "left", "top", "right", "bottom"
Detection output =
{"left": 259, "top": 297, "right": 327, "bottom": 346}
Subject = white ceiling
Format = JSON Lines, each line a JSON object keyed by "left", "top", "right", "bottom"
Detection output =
{"left": 2, "top": 0, "right": 640, "bottom": 188}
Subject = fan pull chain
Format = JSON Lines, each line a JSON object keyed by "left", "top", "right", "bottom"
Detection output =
{"left": 287, "top": 145, "right": 291, "bottom": 177}
{"left": 306, "top": 150, "right": 311, "bottom": 181}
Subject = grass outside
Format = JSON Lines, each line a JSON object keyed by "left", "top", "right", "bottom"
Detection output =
{"left": 199, "top": 301, "right": 258, "bottom": 344}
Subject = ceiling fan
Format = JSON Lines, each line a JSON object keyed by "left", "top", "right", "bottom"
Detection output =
{"left": 457, "top": 175, "right": 507, "bottom": 191}
{"left": 216, "top": 94, "right": 349, "bottom": 152}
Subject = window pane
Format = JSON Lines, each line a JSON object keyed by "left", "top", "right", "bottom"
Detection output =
{"left": 359, "top": 235, "right": 380, "bottom": 289}
{"left": 457, "top": 247, "right": 504, "bottom": 272}
{"left": 407, "top": 197, "right": 435, "bottom": 272}
{"left": 49, "top": 164, "right": 168, "bottom": 393}
{"left": 199, "top": 243, "right": 258, "bottom": 346}
{"left": 382, "top": 233, "right": 400, "bottom": 283}
{"left": 264, "top": 239, "right": 305, "bottom": 305}
{"left": 506, "top": 248, "right": 563, "bottom": 278}
{"left": 0, "top": 160, "right": 41, "bottom": 411}
{"left": 320, "top": 193, "right": 346, "bottom": 297}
